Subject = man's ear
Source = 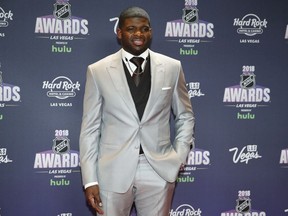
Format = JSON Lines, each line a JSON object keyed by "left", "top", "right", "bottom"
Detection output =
{"left": 116, "top": 28, "right": 122, "bottom": 40}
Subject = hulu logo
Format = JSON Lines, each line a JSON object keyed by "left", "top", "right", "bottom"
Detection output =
{"left": 179, "top": 48, "right": 198, "bottom": 55}
{"left": 237, "top": 112, "right": 255, "bottom": 120}
{"left": 50, "top": 178, "right": 70, "bottom": 186}
{"left": 177, "top": 176, "right": 194, "bottom": 183}
{"left": 51, "top": 45, "right": 72, "bottom": 53}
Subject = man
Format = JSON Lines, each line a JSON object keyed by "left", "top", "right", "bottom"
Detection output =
{"left": 79, "top": 6, "right": 195, "bottom": 216}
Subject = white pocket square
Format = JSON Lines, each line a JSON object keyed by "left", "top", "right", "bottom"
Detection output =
{"left": 162, "top": 87, "right": 171, "bottom": 90}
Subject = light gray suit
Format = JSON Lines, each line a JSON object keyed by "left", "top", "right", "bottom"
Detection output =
{"left": 79, "top": 49, "right": 195, "bottom": 194}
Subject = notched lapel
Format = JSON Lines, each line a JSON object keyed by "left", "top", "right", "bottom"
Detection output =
{"left": 141, "top": 57, "right": 165, "bottom": 121}
{"left": 107, "top": 54, "right": 139, "bottom": 120}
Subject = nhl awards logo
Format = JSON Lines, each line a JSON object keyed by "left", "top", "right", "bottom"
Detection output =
{"left": 182, "top": 2, "right": 198, "bottom": 24}
{"left": 223, "top": 65, "right": 271, "bottom": 120}
{"left": 0, "top": 63, "right": 21, "bottom": 108}
{"left": 178, "top": 148, "right": 211, "bottom": 183}
{"left": 33, "top": 130, "right": 80, "bottom": 186}
{"left": 236, "top": 197, "right": 251, "bottom": 213}
{"left": 34, "top": 0, "right": 89, "bottom": 53}
{"left": 221, "top": 190, "right": 266, "bottom": 216}
{"left": 164, "top": 0, "right": 214, "bottom": 56}
{"left": 53, "top": 136, "right": 70, "bottom": 154}
{"left": 53, "top": 0, "right": 71, "bottom": 20}
{"left": 280, "top": 148, "right": 288, "bottom": 167}
{"left": 240, "top": 71, "right": 255, "bottom": 89}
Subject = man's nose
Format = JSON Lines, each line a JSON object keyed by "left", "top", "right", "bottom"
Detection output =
{"left": 133, "top": 29, "right": 142, "bottom": 35}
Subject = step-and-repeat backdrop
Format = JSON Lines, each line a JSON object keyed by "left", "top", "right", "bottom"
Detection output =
{"left": 1, "top": 0, "right": 288, "bottom": 215}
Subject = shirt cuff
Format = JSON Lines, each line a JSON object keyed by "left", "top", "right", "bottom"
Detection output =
{"left": 84, "top": 182, "right": 98, "bottom": 189}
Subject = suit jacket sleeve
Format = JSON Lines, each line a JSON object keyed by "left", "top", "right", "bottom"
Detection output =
{"left": 172, "top": 63, "right": 195, "bottom": 164}
{"left": 79, "top": 65, "right": 102, "bottom": 186}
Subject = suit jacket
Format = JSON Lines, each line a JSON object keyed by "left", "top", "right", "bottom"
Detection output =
{"left": 79, "top": 49, "right": 195, "bottom": 193}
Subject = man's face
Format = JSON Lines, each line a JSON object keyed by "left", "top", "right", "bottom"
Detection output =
{"left": 117, "top": 17, "right": 152, "bottom": 56}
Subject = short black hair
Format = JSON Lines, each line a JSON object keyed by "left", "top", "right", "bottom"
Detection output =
{"left": 118, "top": 6, "right": 151, "bottom": 28}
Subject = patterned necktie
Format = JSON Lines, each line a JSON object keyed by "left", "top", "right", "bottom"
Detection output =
{"left": 130, "top": 57, "right": 145, "bottom": 87}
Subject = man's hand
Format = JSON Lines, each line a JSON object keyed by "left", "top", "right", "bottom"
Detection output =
{"left": 179, "top": 163, "right": 185, "bottom": 171}
{"left": 85, "top": 185, "right": 104, "bottom": 215}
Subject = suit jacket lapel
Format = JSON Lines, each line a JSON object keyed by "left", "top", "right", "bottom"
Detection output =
{"left": 141, "top": 51, "right": 165, "bottom": 122}
{"left": 107, "top": 51, "right": 139, "bottom": 120}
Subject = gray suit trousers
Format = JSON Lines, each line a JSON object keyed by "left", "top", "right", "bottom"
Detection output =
{"left": 98, "top": 155, "right": 175, "bottom": 216}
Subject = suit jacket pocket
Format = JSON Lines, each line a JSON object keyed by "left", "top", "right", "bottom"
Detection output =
{"left": 100, "top": 142, "right": 121, "bottom": 149}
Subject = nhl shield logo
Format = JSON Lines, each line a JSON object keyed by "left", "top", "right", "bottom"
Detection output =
{"left": 236, "top": 198, "right": 251, "bottom": 213}
{"left": 182, "top": 7, "right": 198, "bottom": 24}
{"left": 52, "top": 137, "right": 70, "bottom": 154}
{"left": 53, "top": 2, "right": 71, "bottom": 20}
{"left": 240, "top": 73, "right": 256, "bottom": 89}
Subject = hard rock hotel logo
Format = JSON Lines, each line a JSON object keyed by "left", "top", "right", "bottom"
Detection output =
{"left": 221, "top": 190, "right": 266, "bottom": 216}
{"left": 34, "top": 0, "right": 89, "bottom": 53}
{"left": 42, "top": 76, "right": 81, "bottom": 107}
{"left": 0, "top": 6, "right": 14, "bottom": 37}
{"left": 0, "top": 7, "right": 13, "bottom": 27}
{"left": 170, "top": 204, "right": 202, "bottom": 216}
{"left": 233, "top": 13, "right": 268, "bottom": 44}
{"left": 33, "top": 129, "right": 80, "bottom": 186}
{"left": 223, "top": 65, "right": 271, "bottom": 120}
{"left": 164, "top": 0, "right": 214, "bottom": 56}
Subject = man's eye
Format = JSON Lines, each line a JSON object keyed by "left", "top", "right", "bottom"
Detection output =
{"left": 126, "top": 27, "right": 135, "bottom": 32}
{"left": 125, "top": 26, "right": 151, "bottom": 33}
{"left": 141, "top": 27, "right": 150, "bottom": 32}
